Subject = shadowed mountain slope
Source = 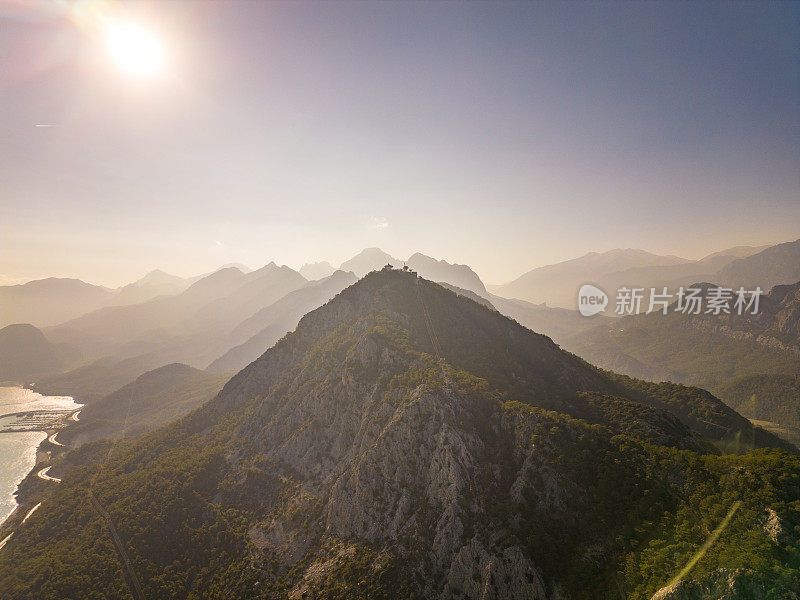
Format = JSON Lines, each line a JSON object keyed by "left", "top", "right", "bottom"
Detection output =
{"left": 565, "top": 280, "right": 800, "bottom": 392}
{"left": 565, "top": 280, "right": 800, "bottom": 444}
{"left": 57, "top": 363, "right": 231, "bottom": 447}
{"left": 0, "top": 324, "right": 64, "bottom": 383}
{"left": 32, "top": 353, "right": 170, "bottom": 403}
{"left": 718, "top": 374, "right": 800, "bottom": 445}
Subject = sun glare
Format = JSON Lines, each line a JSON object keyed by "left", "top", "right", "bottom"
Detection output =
{"left": 104, "top": 20, "right": 165, "bottom": 79}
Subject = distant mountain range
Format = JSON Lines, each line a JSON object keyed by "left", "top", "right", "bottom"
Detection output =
{"left": 0, "top": 250, "right": 495, "bottom": 399}
{"left": 715, "top": 238, "right": 800, "bottom": 290}
{"left": 3, "top": 270, "right": 796, "bottom": 599}
{"left": 0, "top": 278, "right": 111, "bottom": 329}
{"left": 208, "top": 270, "right": 359, "bottom": 372}
{"left": 109, "top": 269, "right": 199, "bottom": 307}
{"left": 0, "top": 268, "right": 220, "bottom": 329}
{"left": 43, "top": 263, "right": 308, "bottom": 368}
{"left": 339, "top": 247, "right": 401, "bottom": 275}
{"left": 3, "top": 241, "right": 798, "bottom": 419}
{"left": 337, "top": 248, "right": 487, "bottom": 296}
{"left": 492, "top": 239, "right": 799, "bottom": 309}
{"left": 298, "top": 261, "right": 336, "bottom": 280}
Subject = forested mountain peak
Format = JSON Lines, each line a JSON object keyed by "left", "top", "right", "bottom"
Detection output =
{"left": 2, "top": 271, "right": 798, "bottom": 600}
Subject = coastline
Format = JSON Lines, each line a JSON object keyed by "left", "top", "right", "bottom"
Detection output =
{"left": 0, "top": 387, "right": 82, "bottom": 535}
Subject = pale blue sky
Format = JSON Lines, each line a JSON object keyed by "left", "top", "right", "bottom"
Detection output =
{"left": 1, "top": 1, "right": 798, "bottom": 286}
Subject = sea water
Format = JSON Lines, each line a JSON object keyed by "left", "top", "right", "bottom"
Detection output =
{"left": 0, "top": 387, "right": 81, "bottom": 525}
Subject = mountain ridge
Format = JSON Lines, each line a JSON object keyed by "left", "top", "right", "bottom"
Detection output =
{"left": 492, "top": 240, "right": 800, "bottom": 309}
{"left": 1, "top": 270, "right": 797, "bottom": 599}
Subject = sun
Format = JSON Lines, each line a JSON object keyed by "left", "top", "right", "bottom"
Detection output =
{"left": 104, "top": 20, "right": 165, "bottom": 79}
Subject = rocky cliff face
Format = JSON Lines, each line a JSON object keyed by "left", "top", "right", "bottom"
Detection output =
{"left": 202, "top": 271, "right": 753, "bottom": 597}
{"left": 215, "top": 280, "right": 557, "bottom": 597}
{"left": 670, "top": 280, "right": 800, "bottom": 355}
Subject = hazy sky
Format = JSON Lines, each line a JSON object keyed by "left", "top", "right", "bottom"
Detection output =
{"left": 1, "top": 1, "right": 799, "bottom": 287}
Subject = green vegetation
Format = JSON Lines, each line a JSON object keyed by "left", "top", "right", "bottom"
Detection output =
{"left": 569, "top": 314, "right": 800, "bottom": 392}
{"left": 720, "top": 375, "right": 800, "bottom": 444}
{"left": 565, "top": 280, "right": 800, "bottom": 445}
{"left": 623, "top": 449, "right": 800, "bottom": 598}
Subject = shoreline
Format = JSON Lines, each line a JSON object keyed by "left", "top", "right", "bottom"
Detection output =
{"left": 0, "top": 387, "right": 82, "bottom": 538}
{"left": 0, "top": 420, "right": 77, "bottom": 539}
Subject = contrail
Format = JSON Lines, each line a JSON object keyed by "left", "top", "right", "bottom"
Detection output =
{"left": 668, "top": 500, "right": 743, "bottom": 587}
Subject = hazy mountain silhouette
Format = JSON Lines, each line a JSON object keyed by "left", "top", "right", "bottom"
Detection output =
{"left": 0, "top": 278, "right": 111, "bottom": 328}
{"left": 339, "top": 248, "right": 488, "bottom": 296}
{"left": 208, "top": 270, "right": 358, "bottom": 372}
{"left": 590, "top": 245, "right": 772, "bottom": 305}
{"left": 217, "top": 262, "right": 252, "bottom": 273}
{"left": 43, "top": 264, "right": 308, "bottom": 368}
{"left": 699, "top": 244, "right": 771, "bottom": 263}
{"left": 716, "top": 238, "right": 800, "bottom": 290}
{"left": 491, "top": 244, "right": 787, "bottom": 309}
{"left": 488, "top": 294, "right": 608, "bottom": 342}
{"left": 0, "top": 324, "right": 64, "bottom": 383}
{"left": 107, "top": 269, "right": 195, "bottom": 307}
{"left": 492, "top": 248, "right": 690, "bottom": 308}
{"left": 189, "top": 263, "right": 308, "bottom": 335}
{"left": 339, "top": 247, "right": 401, "bottom": 275}
{"left": 3, "top": 270, "right": 795, "bottom": 600}
{"left": 299, "top": 261, "right": 336, "bottom": 280}
{"left": 406, "top": 252, "right": 487, "bottom": 296}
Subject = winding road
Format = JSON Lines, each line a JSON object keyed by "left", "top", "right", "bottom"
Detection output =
{"left": 21, "top": 502, "right": 41, "bottom": 524}
{"left": 37, "top": 466, "right": 61, "bottom": 482}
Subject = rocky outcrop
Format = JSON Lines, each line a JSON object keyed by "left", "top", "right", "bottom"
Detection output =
{"left": 650, "top": 569, "right": 782, "bottom": 600}
{"left": 764, "top": 507, "right": 794, "bottom": 546}
{"left": 227, "top": 315, "right": 551, "bottom": 597}
{"left": 443, "top": 538, "right": 547, "bottom": 600}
